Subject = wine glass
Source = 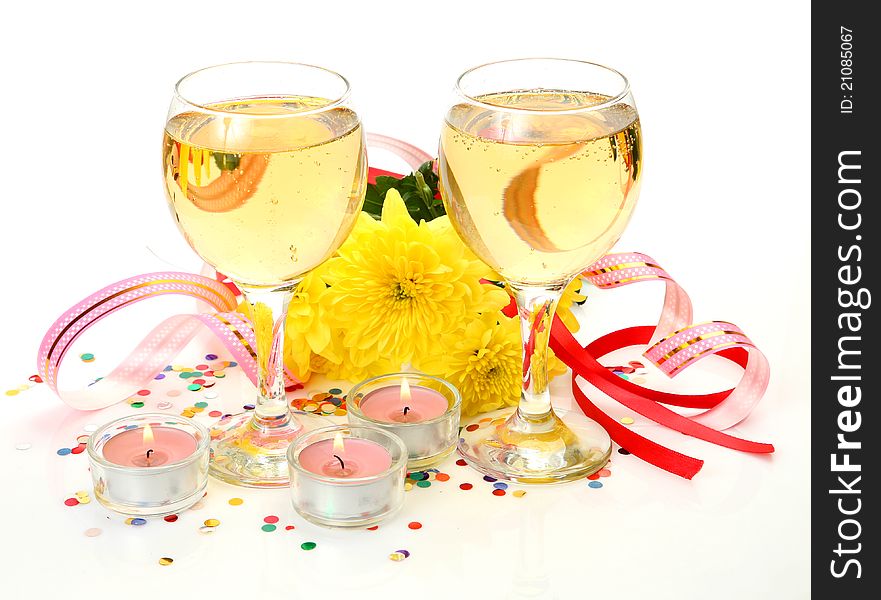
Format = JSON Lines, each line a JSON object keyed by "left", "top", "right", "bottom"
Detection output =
{"left": 162, "top": 62, "right": 367, "bottom": 487}
{"left": 438, "top": 58, "right": 642, "bottom": 483}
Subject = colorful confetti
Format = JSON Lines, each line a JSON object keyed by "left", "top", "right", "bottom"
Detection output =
{"left": 408, "top": 522, "right": 422, "bottom": 530}
{"left": 588, "top": 481, "right": 604, "bottom": 489}
{"left": 513, "top": 490, "right": 526, "bottom": 498}
{"left": 261, "top": 524, "right": 277, "bottom": 532}
{"left": 159, "top": 557, "right": 174, "bottom": 566}
{"left": 164, "top": 515, "right": 179, "bottom": 522}
{"left": 203, "top": 519, "right": 220, "bottom": 528}
{"left": 459, "top": 483, "right": 473, "bottom": 490}
{"left": 492, "top": 489, "right": 506, "bottom": 496}
{"left": 620, "top": 416, "right": 635, "bottom": 425}
{"left": 263, "top": 515, "right": 279, "bottom": 524}
{"left": 300, "top": 542, "right": 317, "bottom": 551}
{"left": 80, "top": 353, "right": 95, "bottom": 362}
{"left": 228, "top": 497, "right": 243, "bottom": 506}
{"left": 617, "top": 448, "right": 631, "bottom": 455}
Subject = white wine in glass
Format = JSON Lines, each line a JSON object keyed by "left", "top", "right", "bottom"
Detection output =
{"left": 162, "top": 62, "right": 367, "bottom": 487}
{"left": 439, "top": 59, "right": 642, "bottom": 483}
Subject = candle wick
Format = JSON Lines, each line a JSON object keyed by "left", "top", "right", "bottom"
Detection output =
{"left": 146, "top": 449, "right": 154, "bottom": 459}
{"left": 403, "top": 406, "right": 410, "bottom": 416}
{"left": 333, "top": 454, "right": 345, "bottom": 470}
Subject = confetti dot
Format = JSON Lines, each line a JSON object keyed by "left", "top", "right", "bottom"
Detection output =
{"left": 205, "top": 354, "right": 218, "bottom": 360}
{"left": 84, "top": 528, "right": 102, "bottom": 537}
{"left": 617, "top": 448, "right": 631, "bottom": 455}
{"left": 261, "top": 524, "right": 276, "bottom": 532}
{"left": 228, "top": 362, "right": 238, "bottom": 367}
{"left": 243, "top": 404, "right": 255, "bottom": 410}
{"left": 459, "top": 483, "right": 473, "bottom": 490}
{"left": 159, "top": 557, "right": 174, "bottom": 566}
{"left": 228, "top": 497, "right": 244, "bottom": 506}
{"left": 588, "top": 481, "right": 604, "bottom": 489}
{"left": 492, "top": 489, "right": 506, "bottom": 496}
{"left": 435, "top": 473, "right": 450, "bottom": 482}
{"left": 76, "top": 435, "right": 90, "bottom": 444}
{"left": 408, "top": 522, "right": 422, "bottom": 530}
{"left": 328, "top": 388, "right": 342, "bottom": 395}
{"left": 5, "top": 390, "right": 19, "bottom": 397}
{"left": 620, "top": 416, "right": 634, "bottom": 425}
{"left": 203, "top": 519, "right": 220, "bottom": 527}
{"left": 75, "top": 490, "right": 90, "bottom": 498}
{"left": 493, "top": 482, "right": 508, "bottom": 490}
{"left": 455, "top": 459, "right": 467, "bottom": 466}
{"left": 154, "top": 373, "right": 166, "bottom": 380}
{"left": 29, "top": 375, "right": 43, "bottom": 383}
{"left": 587, "top": 473, "right": 600, "bottom": 480}
{"left": 208, "top": 410, "right": 222, "bottom": 417}
{"left": 300, "top": 542, "right": 317, "bottom": 551}
{"left": 56, "top": 448, "right": 71, "bottom": 456}
{"left": 629, "top": 361, "right": 645, "bottom": 369}
{"left": 598, "top": 468, "right": 612, "bottom": 478}
{"left": 164, "top": 515, "right": 179, "bottom": 522}
{"left": 465, "top": 424, "right": 479, "bottom": 432}
{"left": 137, "top": 389, "right": 151, "bottom": 396}
{"left": 513, "top": 490, "right": 526, "bottom": 498}
{"left": 416, "top": 480, "right": 431, "bottom": 488}
{"left": 203, "top": 391, "right": 218, "bottom": 400}
{"left": 285, "top": 525, "right": 295, "bottom": 531}
{"left": 389, "top": 552, "right": 407, "bottom": 562}
{"left": 366, "top": 526, "right": 379, "bottom": 531}
{"left": 482, "top": 475, "right": 497, "bottom": 483}
{"left": 404, "top": 482, "right": 413, "bottom": 491}
{"left": 264, "top": 515, "right": 279, "bottom": 524}
{"left": 15, "top": 443, "right": 31, "bottom": 451}
{"left": 214, "top": 371, "right": 226, "bottom": 378}
{"left": 130, "top": 402, "right": 145, "bottom": 409}
{"left": 187, "top": 384, "right": 202, "bottom": 392}
{"left": 131, "top": 518, "right": 147, "bottom": 526}
{"left": 631, "top": 376, "right": 646, "bottom": 384}
{"left": 64, "top": 497, "right": 79, "bottom": 506}
{"left": 80, "top": 353, "right": 95, "bottom": 362}
{"left": 194, "top": 401, "right": 209, "bottom": 408}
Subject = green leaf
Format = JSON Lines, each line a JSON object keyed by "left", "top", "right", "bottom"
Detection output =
{"left": 362, "top": 160, "right": 446, "bottom": 222}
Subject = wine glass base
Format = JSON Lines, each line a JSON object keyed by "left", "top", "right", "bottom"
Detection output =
{"left": 208, "top": 411, "right": 321, "bottom": 488}
{"left": 457, "top": 407, "right": 612, "bottom": 484}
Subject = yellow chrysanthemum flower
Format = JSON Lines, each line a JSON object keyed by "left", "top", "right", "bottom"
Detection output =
{"left": 558, "top": 278, "right": 587, "bottom": 333}
{"left": 320, "top": 190, "right": 508, "bottom": 369}
{"left": 423, "top": 313, "right": 569, "bottom": 417}
{"left": 282, "top": 271, "right": 332, "bottom": 381}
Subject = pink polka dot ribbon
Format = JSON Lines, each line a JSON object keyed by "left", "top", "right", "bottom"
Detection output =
{"left": 550, "top": 252, "right": 773, "bottom": 479}
{"left": 36, "top": 271, "right": 268, "bottom": 410}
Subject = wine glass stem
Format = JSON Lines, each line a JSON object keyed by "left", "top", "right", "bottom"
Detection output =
{"left": 238, "top": 283, "right": 297, "bottom": 428}
{"left": 509, "top": 281, "right": 565, "bottom": 422}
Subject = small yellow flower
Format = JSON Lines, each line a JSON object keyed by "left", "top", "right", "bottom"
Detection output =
{"left": 424, "top": 313, "right": 569, "bottom": 416}
{"left": 557, "top": 278, "right": 587, "bottom": 333}
{"left": 283, "top": 271, "right": 332, "bottom": 381}
{"left": 320, "top": 190, "right": 508, "bottom": 369}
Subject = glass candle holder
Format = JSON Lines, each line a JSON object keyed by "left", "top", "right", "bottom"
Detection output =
{"left": 286, "top": 425, "right": 406, "bottom": 528}
{"left": 347, "top": 372, "right": 461, "bottom": 469}
{"left": 87, "top": 413, "right": 210, "bottom": 517}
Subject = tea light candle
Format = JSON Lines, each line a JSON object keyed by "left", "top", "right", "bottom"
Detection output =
{"left": 87, "top": 414, "right": 209, "bottom": 517}
{"left": 347, "top": 373, "right": 461, "bottom": 469}
{"left": 287, "top": 425, "right": 406, "bottom": 528}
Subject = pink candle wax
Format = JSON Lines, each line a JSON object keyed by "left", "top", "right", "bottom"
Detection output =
{"left": 359, "top": 385, "right": 448, "bottom": 423}
{"left": 297, "top": 438, "right": 392, "bottom": 478}
{"left": 102, "top": 426, "right": 197, "bottom": 467}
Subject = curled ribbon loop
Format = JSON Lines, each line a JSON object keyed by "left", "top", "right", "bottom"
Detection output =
{"left": 549, "top": 252, "right": 773, "bottom": 479}
{"left": 37, "top": 272, "right": 262, "bottom": 411}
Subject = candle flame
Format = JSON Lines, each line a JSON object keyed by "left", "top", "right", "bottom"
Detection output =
{"left": 400, "top": 378, "right": 411, "bottom": 404}
{"left": 143, "top": 424, "right": 155, "bottom": 445}
{"left": 333, "top": 432, "right": 345, "bottom": 454}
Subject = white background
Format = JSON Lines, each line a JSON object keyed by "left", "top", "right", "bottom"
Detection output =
{"left": 0, "top": 1, "right": 810, "bottom": 598}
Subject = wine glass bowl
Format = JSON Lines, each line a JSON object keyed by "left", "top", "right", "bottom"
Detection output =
{"left": 162, "top": 62, "right": 367, "bottom": 487}
{"left": 438, "top": 58, "right": 642, "bottom": 483}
